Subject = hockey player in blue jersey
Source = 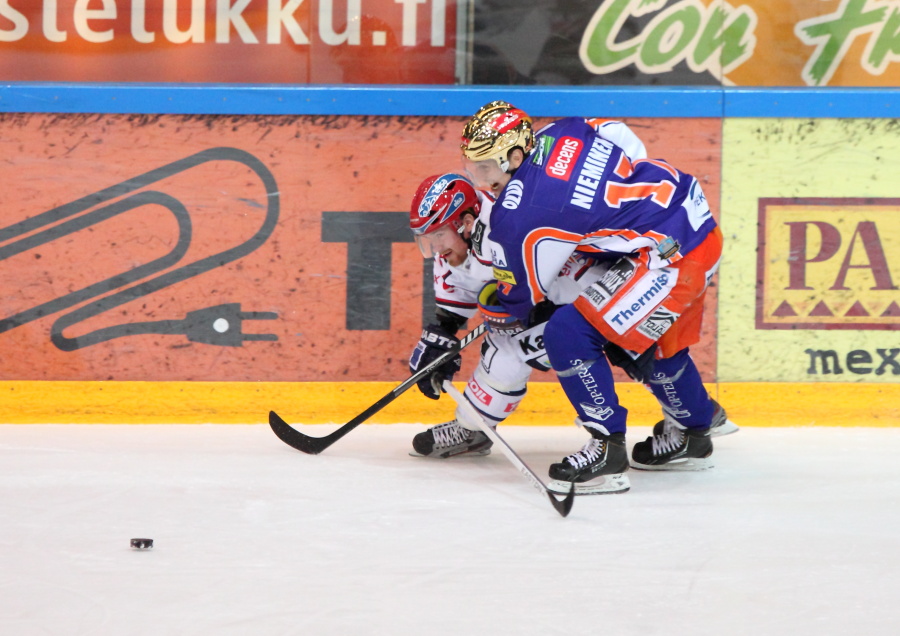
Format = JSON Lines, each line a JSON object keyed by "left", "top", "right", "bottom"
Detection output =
{"left": 407, "top": 121, "right": 654, "bottom": 460}
{"left": 460, "top": 101, "right": 736, "bottom": 494}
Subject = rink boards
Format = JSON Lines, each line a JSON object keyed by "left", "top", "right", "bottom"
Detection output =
{"left": 0, "top": 86, "right": 897, "bottom": 425}
{"left": 3, "top": 380, "right": 898, "bottom": 428}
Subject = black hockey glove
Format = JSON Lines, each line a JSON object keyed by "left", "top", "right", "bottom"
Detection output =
{"left": 409, "top": 324, "right": 462, "bottom": 400}
{"left": 604, "top": 342, "right": 658, "bottom": 384}
{"left": 528, "top": 299, "right": 560, "bottom": 327}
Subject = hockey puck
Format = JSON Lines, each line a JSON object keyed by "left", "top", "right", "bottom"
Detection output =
{"left": 130, "top": 538, "right": 153, "bottom": 550}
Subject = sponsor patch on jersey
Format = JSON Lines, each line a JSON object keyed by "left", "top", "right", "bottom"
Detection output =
{"left": 514, "top": 323, "right": 546, "bottom": 357}
{"left": 604, "top": 269, "right": 679, "bottom": 335}
{"left": 546, "top": 137, "right": 583, "bottom": 181}
{"left": 581, "top": 284, "right": 613, "bottom": 310}
{"left": 531, "top": 135, "right": 555, "bottom": 166}
{"left": 685, "top": 178, "right": 713, "bottom": 231}
{"left": 503, "top": 400, "right": 521, "bottom": 413}
{"left": 598, "top": 258, "right": 637, "bottom": 294}
{"left": 467, "top": 378, "right": 492, "bottom": 405}
{"left": 579, "top": 259, "right": 637, "bottom": 310}
{"left": 490, "top": 242, "right": 508, "bottom": 267}
{"left": 500, "top": 179, "right": 524, "bottom": 210}
{"left": 493, "top": 267, "right": 517, "bottom": 284}
{"left": 470, "top": 220, "right": 486, "bottom": 257}
{"left": 637, "top": 307, "right": 680, "bottom": 340}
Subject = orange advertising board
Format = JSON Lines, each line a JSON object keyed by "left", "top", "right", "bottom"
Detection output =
{"left": 0, "top": 113, "right": 721, "bottom": 383}
{"left": 726, "top": 0, "right": 900, "bottom": 86}
{"left": 0, "top": 0, "right": 457, "bottom": 83}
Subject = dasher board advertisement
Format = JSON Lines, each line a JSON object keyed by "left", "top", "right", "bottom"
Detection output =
{"left": 469, "top": 0, "right": 900, "bottom": 87}
{"left": 0, "top": 0, "right": 461, "bottom": 84}
{"left": 0, "top": 113, "right": 720, "bottom": 383}
{"left": 719, "top": 118, "right": 900, "bottom": 383}
{"left": 4, "top": 1, "right": 900, "bottom": 86}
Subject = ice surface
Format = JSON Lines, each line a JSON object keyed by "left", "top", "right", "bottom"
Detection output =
{"left": 1, "top": 423, "right": 898, "bottom": 635}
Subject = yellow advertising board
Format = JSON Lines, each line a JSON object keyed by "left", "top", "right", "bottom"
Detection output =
{"left": 719, "top": 118, "right": 900, "bottom": 382}
{"left": 757, "top": 198, "right": 900, "bottom": 330}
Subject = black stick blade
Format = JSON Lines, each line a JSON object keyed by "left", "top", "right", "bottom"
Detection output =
{"left": 548, "top": 481, "right": 576, "bottom": 518}
{"left": 269, "top": 411, "right": 329, "bottom": 455}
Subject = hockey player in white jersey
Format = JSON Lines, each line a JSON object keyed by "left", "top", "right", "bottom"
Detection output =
{"left": 407, "top": 118, "right": 652, "bottom": 458}
{"left": 407, "top": 173, "right": 549, "bottom": 457}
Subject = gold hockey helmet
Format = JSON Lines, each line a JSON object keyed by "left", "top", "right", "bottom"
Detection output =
{"left": 460, "top": 100, "right": 534, "bottom": 171}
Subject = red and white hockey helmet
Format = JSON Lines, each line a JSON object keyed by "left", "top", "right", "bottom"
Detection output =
{"left": 409, "top": 173, "right": 480, "bottom": 237}
{"left": 409, "top": 173, "right": 480, "bottom": 259}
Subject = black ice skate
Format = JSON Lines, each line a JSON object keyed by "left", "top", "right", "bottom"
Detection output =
{"left": 631, "top": 423, "right": 713, "bottom": 471}
{"left": 410, "top": 420, "right": 493, "bottom": 458}
{"left": 547, "top": 433, "right": 630, "bottom": 495}
{"left": 652, "top": 399, "right": 738, "bottom": 437}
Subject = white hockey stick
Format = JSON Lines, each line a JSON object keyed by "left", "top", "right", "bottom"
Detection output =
{"left": 442, "top": 380, "right": 574, "bottom": 518}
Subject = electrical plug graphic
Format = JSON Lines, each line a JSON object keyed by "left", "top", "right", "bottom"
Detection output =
{"left": 182, "top": 303, "right": 278, "bottom": 346}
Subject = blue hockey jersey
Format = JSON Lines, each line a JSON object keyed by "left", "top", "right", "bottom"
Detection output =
{"left": 488, "top": 117, "right": 717, "bottom": 322}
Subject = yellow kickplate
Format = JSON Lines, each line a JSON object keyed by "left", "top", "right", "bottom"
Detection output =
{"left": 0, "top": 381, "right": 896, "bottom": 427}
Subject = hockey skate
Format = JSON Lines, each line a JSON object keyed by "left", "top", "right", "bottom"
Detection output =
{"left": 652, "top": 399, "right": 738, "bottom": 437}
{"left": 410, "top": 419, "right": 493, "bottom": 458}
{"left": 547, "top": 433, "right": 631, "bottom": 495}
{"left": 631, "top": 422, "right": 713, "bottom": 471}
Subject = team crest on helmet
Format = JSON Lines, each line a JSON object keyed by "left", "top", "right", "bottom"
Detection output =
{"left": 418, "top": 177, "right": 452, "bottom": 218}
{"left": 409, "top": 172, "right": 480, "bottom": 238}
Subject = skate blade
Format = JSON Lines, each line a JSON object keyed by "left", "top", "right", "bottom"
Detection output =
{"left": 548, "top": 473, "right": 630, "bottom": 496}
{"left": 655, "top": 419, "right": 739, "bottom": 438}
{"left": 408, "top": 448, "right": 492, "bottom": 458}
{"left": 630, "top": 456, "right": 714, "bottom": 471}
{"left": 712, "top": 418, "right": 739, "bottom": 437}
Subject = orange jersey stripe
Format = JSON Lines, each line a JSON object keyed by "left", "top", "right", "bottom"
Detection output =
{"left": 522, "top": 227, "right": 583, "bottom": 305}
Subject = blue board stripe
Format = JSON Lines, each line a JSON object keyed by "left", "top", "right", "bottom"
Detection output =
{"left": 1, "top": 83, "right": 899, "bottom": 118}
{"left": 724, "top": 88, "right": 900, "bottom": 118}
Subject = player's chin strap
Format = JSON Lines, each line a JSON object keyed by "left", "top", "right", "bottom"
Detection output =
{"left": 442, "top": 381, "right": 575, "bottom": 519}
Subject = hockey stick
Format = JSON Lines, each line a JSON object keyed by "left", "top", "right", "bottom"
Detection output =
{"left": 269, "top": 323, "right": 487, "bottom": 455}
{"left": 442, "top": 381, "right": 575, "bottom": 518}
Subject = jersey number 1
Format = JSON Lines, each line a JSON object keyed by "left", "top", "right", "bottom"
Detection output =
{"left": 604, "top": 158, "right": 677, "bottom": 208}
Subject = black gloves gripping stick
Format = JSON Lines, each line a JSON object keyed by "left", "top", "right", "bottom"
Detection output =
{"left": 409, "top": 324, "right": 462, "bottom": 399}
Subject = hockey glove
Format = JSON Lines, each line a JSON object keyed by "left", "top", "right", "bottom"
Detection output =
{"left": 528, "top": 299, "right": 560, "bottom": 327}
{"left": 604, "top": 342, "right": 658, "bottom": 384}
{"left": 409, "top": 324, "right": 462, "bottom": 400}
{"left": 477, "top": 281, "right": 523, "bottom": 334}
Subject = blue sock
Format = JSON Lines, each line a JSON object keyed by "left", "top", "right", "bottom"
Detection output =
{"left": 647, "top": 348, "right": 714, "bottom": 429}
{"left": 543, "top": 305, "right": 627, "bottom": 435}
